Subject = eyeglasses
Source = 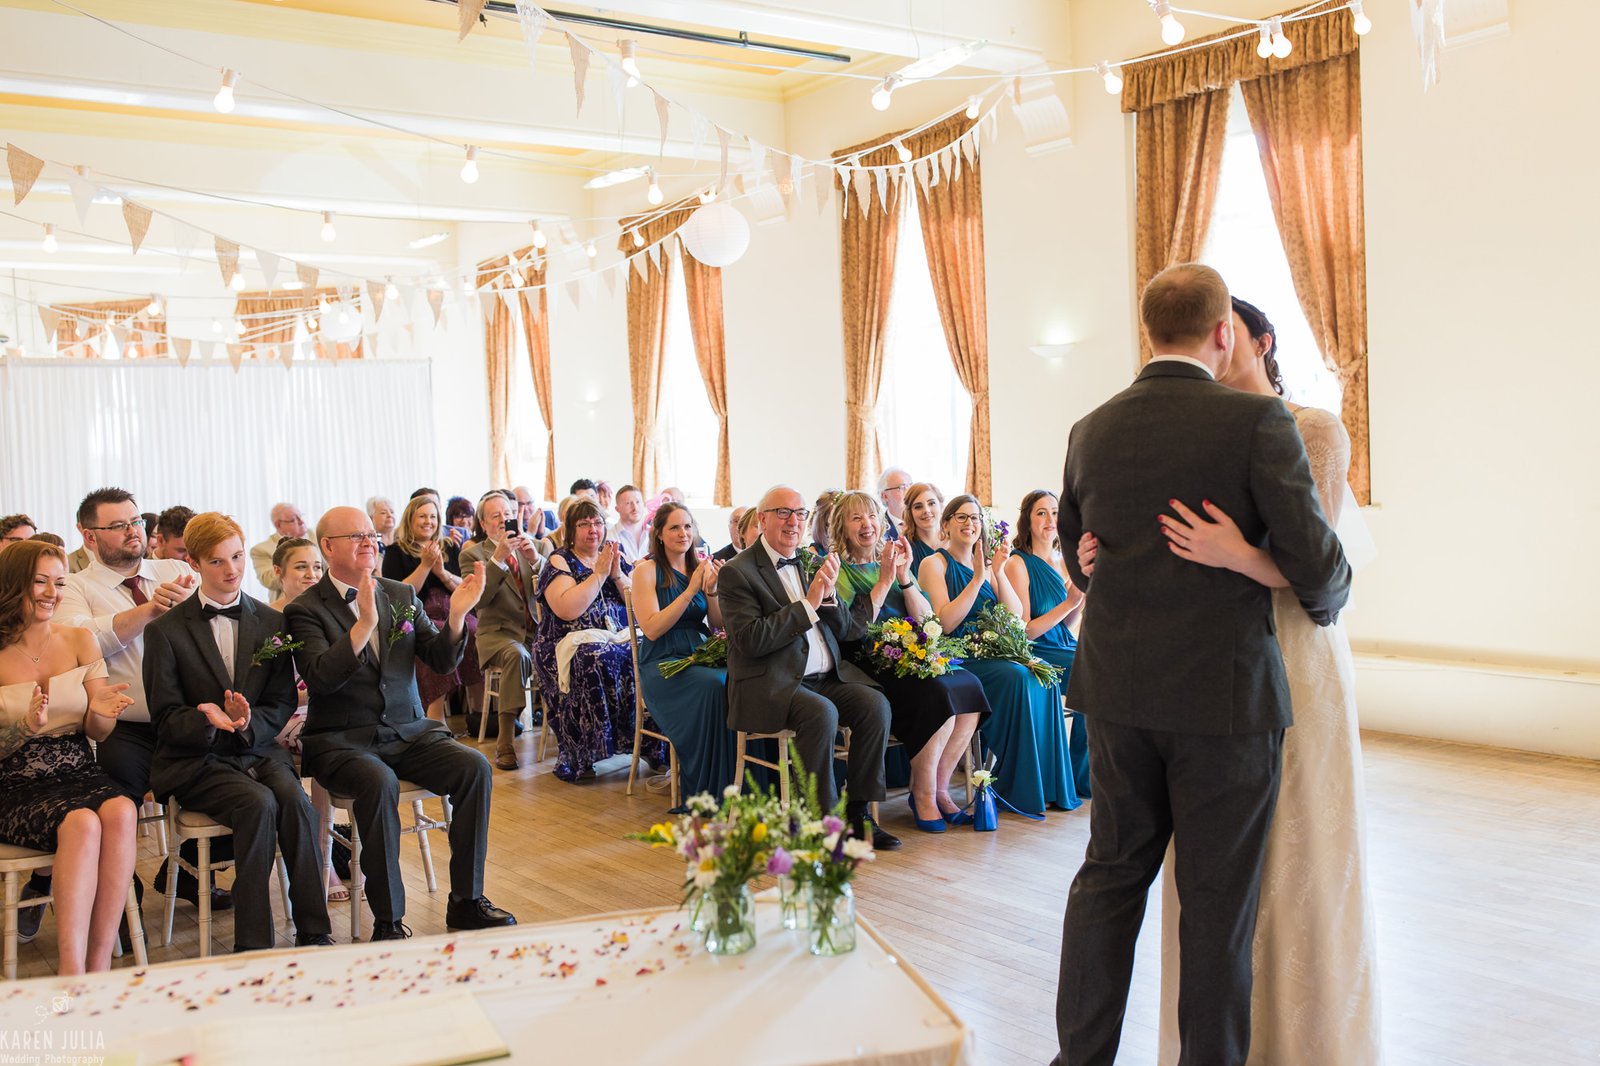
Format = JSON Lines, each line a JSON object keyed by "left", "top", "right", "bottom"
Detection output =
{"left": 883, "top": 483, "right": 910, "bottom": 494}
{"left": 762, "top": 508, "right": 811, "bottom": 522}
{"left": 949, "top": 513, "right": 983, "bottom": 526}
{"left": 574, "top": 519, "right": 607, "bottom": 530}
{"left": 85, "top": 521, "right": 143, "bottom": 534}
{"left": 325, "top": 532, "right": 382, "bottom": 545}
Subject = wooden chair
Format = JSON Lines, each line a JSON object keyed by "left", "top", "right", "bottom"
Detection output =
{"left": 623, "top": 589, "right": 680, "bottom": 808}
{"left": 325, "top": 783, "right": 452, "bottom": 941}
{"left": 1, "top": 843, "right": 147, "bottom": 979}
{"left": 477, "top": 664, "right": 542, "bottom": 754}
{"left": 161, "top": 801, "right": 292, "bottom": 956}
{"left": 733, "top": 729, "right": 796, "bottom": 806}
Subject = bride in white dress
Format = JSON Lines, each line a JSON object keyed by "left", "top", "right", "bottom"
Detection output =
{"left": 1153, "top": 297, "right": 1382, "bottom": 1064}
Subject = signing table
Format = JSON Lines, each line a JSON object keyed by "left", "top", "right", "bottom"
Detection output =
{"left": 0, "top": 895, "right": 972, "bottom": 1066}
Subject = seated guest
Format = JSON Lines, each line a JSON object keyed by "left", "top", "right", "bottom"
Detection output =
{"left": 141, "top": 513, "right": 159, "bottom": 557}
{"left": 569, "top": 479, "right": 597, "bottom": 499}
{"left": 1, "top": 514, "right": 37, "bottom": 544}
{"left": 594, "top": 481, "right": 616, "bottom": 523}
{"left": 143, "top": 514, "right": 333, "bottom": 951}
{"left": 660, "top": 486, "right": 686, "bottom": 505}
{"left": 443, "top": 496, "right": 475, "bottom": 548}
{"left": 718, "top": 486, "right": 898, "bottom": 849}
{"left": 67, "top": 533, "right": 91, "bottom": 573}
{"left": 609, "top": 485, "right": 647, "bottom": 563}
{"left": 632, "top": 503, "right": 737, "bottom": 804}
{"left": 462, "top": 490, "right": 542, "bottom": 771}
{"left": 712, "top": 506, "right": 751, "bottom": 562}
{"left": 30, "top": 532, "right": 66, "bottom": 548}
{"left": 250, "top": 503, "right": 307, "bottom": 600}
{"left": 0, "top": 540, "right": 137, "bottom": 975}
{"left": 511, "top": 485, "right": 553, "bottom": 542}
{"left": 536, "top": 495, "right": 579, "bottom": 558}
{"left": 384, "top": 494, "right": 484, "bottom": 723}
{"left": 366, "top": 497, "right": 398, "bottom": 550}
{"left": 877, "top": 467, "right": 912, "bottom": 541}
{"left": 831, "top": 492, "right": 989, "bottom": 832}
{"left": 1003, "top": 490, "right": 1090, "bottom": 796}
{"left": 533, "top": 498, "right": 660, "bottom": 782}
{"left": 268, "top": 537, "right": 346, "bottom": 902}
{"left": 809, "top": 490, "right": 840, "bottom": 556}
{"left": 150, "top": 506, "right": 194, "bottom": 564}
{"left": 903, "top": 482, "right": 946, "bottom": 577}
{"left": 286, "top": 506, "right": 513, "bottom": 939}
{"left": 920, "top": 495, "right": 1078, "bottom": 817}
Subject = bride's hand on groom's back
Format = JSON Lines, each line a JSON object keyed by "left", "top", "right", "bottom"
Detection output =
{"left": 1077, "top": 532, "right": 1098, "bottom": 577}
{"left": 1160, "top": 499, "right": 1247, "bottom": 571}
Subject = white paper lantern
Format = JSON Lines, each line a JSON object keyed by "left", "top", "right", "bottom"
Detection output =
{"left": 680, "top": 202, "right": 751, "bottom": 268}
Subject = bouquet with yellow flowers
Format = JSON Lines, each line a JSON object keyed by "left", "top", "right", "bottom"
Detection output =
{"left": 962, "top": 603, "right": 1063, "bottom": 687}
{"left": 857, "top": 615, "right": 967, "bottom": 680}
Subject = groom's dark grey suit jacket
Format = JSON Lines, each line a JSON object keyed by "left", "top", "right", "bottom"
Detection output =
{"left": 1060, "top": 360, "right": 1350, "bottom": 736}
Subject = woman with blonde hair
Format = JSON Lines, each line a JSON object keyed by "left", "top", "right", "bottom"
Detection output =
{"left": 382, "top": 493, "right": 483, "bottom": 722}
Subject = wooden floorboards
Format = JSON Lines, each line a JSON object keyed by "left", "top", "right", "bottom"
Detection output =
{"left": 9, "top": 731, "right": 1600, "bottom": 1065}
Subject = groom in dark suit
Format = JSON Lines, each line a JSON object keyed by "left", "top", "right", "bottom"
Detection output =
{"left": 286, "top": 505, "right": 515, "bottom": 941}
{"left": 143, "top": 512, "right": 332, "bottom": 950}
{"left": 717, "top": 485, "right": 898, "bottom": 851}
{"left": 1053, "top": 264, "right": 1351, "bottom": 1066}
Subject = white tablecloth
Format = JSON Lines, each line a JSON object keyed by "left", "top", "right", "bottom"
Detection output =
{"left": 0, "top": 895, "right": 973, "bottom": 1066}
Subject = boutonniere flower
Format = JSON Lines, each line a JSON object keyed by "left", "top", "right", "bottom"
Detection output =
{"left": 250, "top": 632, "right": 303, "bottom": 668}
{"left": 388, "top": 603, "right": 419, "bottom": 646}
{"left": 798, "top": 545, "right": 825, "bottom": 584}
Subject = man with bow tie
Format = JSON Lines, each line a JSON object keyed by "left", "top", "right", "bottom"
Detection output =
{"left": 143, "top": 512, "right": 333, "bottom": 951}
{"left": 285, "top": 505, "right": 515, "bottom": 941}
{"left": 717, "top": 485, "right": 899, "bottom": 851}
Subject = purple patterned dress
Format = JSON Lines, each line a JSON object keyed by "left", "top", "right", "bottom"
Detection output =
{"left": 533, "top": 549, "right": 664, "bottom": 782}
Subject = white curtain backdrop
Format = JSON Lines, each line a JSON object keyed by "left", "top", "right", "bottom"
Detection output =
{"left": 0, "top": 358, "right": 437, "bottom": 594}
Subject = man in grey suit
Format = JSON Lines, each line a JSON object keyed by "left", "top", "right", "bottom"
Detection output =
{"left": 1053, "top": 264, "right": 1351, "bottom": 1066}
{"left": 285, "top": 506, "right": 515, "bottom": 941}
{"left": 460, "top": 490, "right": 543, "bottom": 771}
{"left": 143, "top": 512, "right": 332, "bottom": 950}
{"left": 717, "top": 486, "right": 899, "bottom": 851}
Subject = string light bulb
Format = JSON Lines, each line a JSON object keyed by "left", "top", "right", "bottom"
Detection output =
{"left": 211, "top": 318, "right": 223, "bottom": 334}
{"left": 40, "top": 223, "right": 57, "bottom": 253}
{"left": 619, "top": 40, "right": 640, "bottom": 87}
{"left": 529, "top": 221, "right": 547, "bottom": 249}
{"left": 230, "top": 271, "right": 246, "bottom": 292}
{"left": 1095, "top": 61, "right": 1123, "bottom": 95}
{"left": 1270, "top": 18, "right": 1293, "bottom": 58}
{"left": 320, "top": 211, "right": 336, "bottom": 242}
{"left": 1349, "top": 0, "right": 1372, "bottom": 35}
{"left": 460, "top": 145, "right": 479, "bottom": 184}
{"left": 699, "top": 187, "right": 716, "bottom": 205}
{"left": 870, "top": 74, "right": 900, "bottom": 112}
{"left": 585, "top": 240, "right": 598, "bottom": 259}
{"left": 965, "top": 96, "right": 981, "bottom": 120}
{"left": 213, "top": 69, "right": 239, "bottom": 114}
{"left": 1153, "top": 1, "right": 1185, "bottom": 45}
{"left": 232, "top": 318, "right": 245, "bottom": 336}
{"left": 304, "top": 315, "right": 317, "bottom": 332}
{"left": 646, "top": 170, "right": 663, "bottom": 205}
{"left": 630, "top": 228, "right": 644, "bottom": 249}
{"left": 385, "top": 279, "right": 399, "bottom": 300}
{"left": 1257, "top": 23, "right": 1275, "bottom": 58}
{"left": 145, "top": 295, "right": 163, "bottom": 316}
{"left": 338, "top": 307, "right": 351, "bottom": 326}
{"left": 893, "top": 140, "right": 912, "bottom": 163}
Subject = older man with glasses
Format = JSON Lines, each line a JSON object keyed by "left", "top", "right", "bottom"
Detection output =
{"left": 716, "top": 485, "right": 899, "bottom": 851}
{"left": 877, "top": 467, "right": 913, "bottom": 541}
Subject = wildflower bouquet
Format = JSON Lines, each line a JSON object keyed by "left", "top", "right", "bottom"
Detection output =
{"left": 780, "top": 750, "right": 874, "bottom": 955}
{"left": 962, "top": 603, "right": 1063, "bottom": 687}
{"left": 857, "top": 615, "right": 966, "bottom": 680}
{"left": 658, "top": 631, "right": 728, "bottom": 679}
{"left": 250, "top": 631, "right": 303, "bottom": 668}
{"left": 982, "top": 507, "right": 1011, "bottom": 555}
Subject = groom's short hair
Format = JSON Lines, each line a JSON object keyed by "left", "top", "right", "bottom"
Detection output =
{"left": 1141, "top": 263, "right": 1230, "bottom": 348}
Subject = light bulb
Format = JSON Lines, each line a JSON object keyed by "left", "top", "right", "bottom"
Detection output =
{"left": 232, "top": 318, "right": 245, "bottom": 336}
{"left": 894, "top": 141, "right": 912, "bottom": 163}
{"left": 338, "top": 308, "right": 351, "bottom": 326}
{"left": 40, "top": 224, "right": 57, "bottom": 253}
{"left": 620, "top": 40, "right": 640, "bottom": 87}
{"left": 305, "top": 316, "right": 317, "bottom": 332}
{"left": 459, "top": 276, "right": 475, "bottom": 293}
{"left": 530, "top": 221, "right": 547, "bottom": 249}
{"left": 1096, "top": 61, "right": 1123, "bottom": 95}
{"left": 320, "top": 211, "right": 336, "bottom": 241}
{"left": 211, "top": 318, "right": 223, "bottom": 334}
{"left": 1273, "top": 29, "right": 1293, "bottom": 58}
{"left": 460, "top": 145, "right": 479, "bottom": 184}
{"left": 586, "top": 241, "right": 597, "bottom": 259}
{"left": 1160, "top": 13, "right": 1185, "bottom": 45}
{"left": 1257, "top": 25, "right": 1275, "bottom": 58}
{"left": 965, "top": 96, "right": 981, "bottom": 120}
{"left": 1350, "top": 1, "right": 1372, "bottom": 35}
{"left": 631, "top": 229, "right": 644, "bottom": 249}
{"left": 213, "top": 69, "right": 238, "bottom": 114}
{"left": 230, "top": 271, "right": 246, "bottom": 292}
{"left": 646, "top": 173, "right": 663, "bottom": 205}
{"left": 146, "top": 295, "right": 163, "bottom": 316}
{"left": 871, "top": 75, "right": 898, "bottom": 111}
{"left": 699, "top": 187, "right": 715, "bottom": 205}
{"left": 385, "top": 280, "right": 399, "bottom": 300}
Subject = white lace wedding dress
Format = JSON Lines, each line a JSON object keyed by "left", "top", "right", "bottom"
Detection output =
{"left": 1158, "top": 405, "right": 1382, "bottom": 1065}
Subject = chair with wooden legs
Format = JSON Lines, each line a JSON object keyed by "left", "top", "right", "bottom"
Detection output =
{"left": 1, "top": 844, "right": 147, "bottom": 979}
{"left": 161, "top": 801, "right": 291, "bottom": 957}
{"left": 623, "top": 590, "right": 680, "bottom": 808}
{"left": 325, "top": 784, "right": 452, "bottom": 941}
{"left": 733, "top": 730, "right": 796, "bottom": 806}
{"left": 477, "top": 665, "right": 542, "bottom": 754}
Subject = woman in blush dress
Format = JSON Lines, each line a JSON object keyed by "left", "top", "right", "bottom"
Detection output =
{"left": 630, "top": 503, "right": 737, "bottom": 804}
{"left": 1004, "top": 490, "right": 1091, "bottom": 797}
{"left": 0, "top": 541, "right": 137, "bottom": 975}
{"left": 901, "top": 482, "right": 946, "bottom": 578}
{"left": 383, "top": 494, "right": 483, "bottom": 723}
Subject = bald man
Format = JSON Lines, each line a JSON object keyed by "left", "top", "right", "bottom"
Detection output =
{"left": 250, "top": 502, "right": 307, "bottom": 598}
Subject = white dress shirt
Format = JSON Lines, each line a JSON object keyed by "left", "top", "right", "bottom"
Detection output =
{"left": 609, "top": 522, "right": 648, "bottom": 564}
{"left": 759, "top": 536, "right": 833, "bottom": 677}
{"left": 60, "top": 556, "right": 195, "bottom": 723}
{"left": 197, "top": 590, "right": 242, "bottom": 686}
{"left": 1147, "top": 354, "right": 1216, "bottom": 379}
{"left": 328, "top": 574, "right": 383, "bottom": 660}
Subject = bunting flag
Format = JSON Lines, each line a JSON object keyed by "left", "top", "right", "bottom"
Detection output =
{"left": 654, "top": 91, "right": 671, "bottom": 159}
{"left": 716, "top": 127, "right": 731, "bottom": 195}
{"left": 479, "top": 290, "right": 497, "bottom": 324}
{"left": 215, "top": 237, "right": 240, "bottom": 286}
{"left": 773, "top": 153, "right": 794, "bottom": 211}
{"left": 457, "top": 0, "right": 486, "bottom": 41}
{"left": 565, "top": 279, "right": 581, "bottom": 309}
{"left": 631, "top": 248, "right": 649, "bottom": 279}
{"left": 606, "top": 60, "right": 627, "bottom": 127}
{"left": 171, "top": 221, "right": 201, "bottom": 267}
{"left": 851, "top": 167, "right": 870, "bottom": 215}
{"left": 568, "top": 34, "right": 590, "bottom": 115}
{"left": 122, "top": 199, "right": 153, "bottom": 254}
{"left": 36, "top": 307, "right": 59, "bottom": 342}
{"left": 814, "top": 162, "right": 831, "bottom": 214}
{"left": 5, "top": 144, "right": 44, "bottom": 206}
{"left": 427, "top": 289, "right": 445, "bottom": 326}
{"left": 109, "top": 322, "right": 131, "bottom": 350}
{"left": 67, "top": 168, "right": 97, "bottom": 224}
{"left": 173, "top": 336, "right": 192, "bottom": 368}
{"left": 368, "top": 280, "right": 387, "bottom": 322}
{"left": 280, "top": 342, "right": 294, "bottom": 370}
{"left": 297, "top": 262, "right": 320, "bottom": 291}
{"left": 690, "top": 112, "right": 710, "bottom": 158}
{"left": 257, "top": 248, "right": 281, "bottom": 290}
{"left": 874, "top": 167, "right": 889, "bottom": 210}
{"left": 498, "top": 286, "right": 519, "bottom": 316}
{"left": 511, "top": 1, "right": 548, "bottom": 77}
{"left": 199, "top": 340, "right": 216, "bottom": 364}
{"left": 519, "top": 288, "right": 541, "bottom": 326}
{"left": 227, "top": 343, "right": 245, "bottom": 372}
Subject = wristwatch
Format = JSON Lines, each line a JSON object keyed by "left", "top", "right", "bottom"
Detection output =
{"left": 898, "top": 580, "right": 915, "bottom": 590}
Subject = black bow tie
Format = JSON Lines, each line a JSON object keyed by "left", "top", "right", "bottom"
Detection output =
{"left": 775, "top": 555, "right": 804, "bottom": 570}
{"left": 344, "top": 588, "right": 358, "bottom": 603}
{"left": 202, "top": 603, "right": 242, "bottom": 621}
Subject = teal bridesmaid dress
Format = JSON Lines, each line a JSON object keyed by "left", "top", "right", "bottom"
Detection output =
{"left": 636, "top": 568, "right": 738, "bottom": 806}
{"left": 937, "top": 549, "right": 1079, "bottom": 815}
{"left": 1019, "top": 551, "right": 1091, "bottom": 799}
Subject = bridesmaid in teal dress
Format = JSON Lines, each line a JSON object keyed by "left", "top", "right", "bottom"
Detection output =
{"left": 1004, "top": 490, "right": 1091, "bottom": 798}
{"left": 902, "top": 482, "right": 946, "bottom": 579}
{"left": 919, "top": 493, "right": 1079, "bottom": 816}
{"left": 631, "top": 503, "right": 737, "bottom": 806}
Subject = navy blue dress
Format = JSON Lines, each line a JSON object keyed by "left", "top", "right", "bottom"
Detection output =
{"left": 1020, "top": 551, "right": 1091, "bottom": 798}
{"left": 637, "top": 567, "right": 737, "bottom": 804}
{"left": 936, "top": 549, "right": 1079, "bottom": 815}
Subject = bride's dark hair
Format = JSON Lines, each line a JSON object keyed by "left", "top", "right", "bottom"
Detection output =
{"left": 1231, "top": 296, "right": 1285, "bottom": 397}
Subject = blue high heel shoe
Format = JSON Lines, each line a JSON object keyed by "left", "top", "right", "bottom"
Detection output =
{"left": 943, "top": 806, "right": 974, "bottom": 827}
{"left": 907, "top": 793, "right": 947, "bottom": 833}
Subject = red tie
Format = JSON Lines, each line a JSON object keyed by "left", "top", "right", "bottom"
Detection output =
{"left": 121, "top": 576, "right": 148, "bottom": 606}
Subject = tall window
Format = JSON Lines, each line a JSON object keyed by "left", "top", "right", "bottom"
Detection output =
{"left": 879, "top": 193, "right": 971, "bottom": 496}
{"left": 655, "top": 243, "right": 719, "bottom": 504}
{"left": 506, "top": 302, "right": 549, "bottom": 489}
{"left": 1202, "top": 85, "right": 1342, "bottom": 416}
